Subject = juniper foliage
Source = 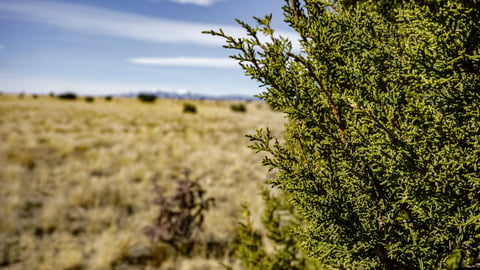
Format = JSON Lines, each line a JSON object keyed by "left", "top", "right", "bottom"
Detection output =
{"left": 206, "top": 0, "right": 479, "bottom": 269}
{"left": 233, "top": 189, "right": 318, "bottom": 270}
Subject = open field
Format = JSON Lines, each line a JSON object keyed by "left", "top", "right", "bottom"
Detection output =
{"left": 0, "top": 94, "right": 286, "bottom": 270}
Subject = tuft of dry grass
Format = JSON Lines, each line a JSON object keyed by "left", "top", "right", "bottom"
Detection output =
{"left": 0, "top": 94, "right": 285, "bottom": 269}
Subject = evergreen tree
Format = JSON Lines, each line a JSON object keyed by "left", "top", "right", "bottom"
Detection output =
{"left": 206, "top": 0, "right": 479, "bottom": 269}
{"left": 232, "top": 189, "right": 319, "bottom": 270}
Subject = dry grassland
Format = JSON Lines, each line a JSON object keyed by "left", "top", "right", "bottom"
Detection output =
{"left": 0, "top": 94, "right": 286, "bottom": 270}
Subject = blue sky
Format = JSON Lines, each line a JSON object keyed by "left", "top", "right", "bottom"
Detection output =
{"left": 0, "top": 0, "right": 296, "bottom": 96}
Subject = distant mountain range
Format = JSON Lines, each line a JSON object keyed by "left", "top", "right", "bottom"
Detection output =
{"left": 120, "top": 90, "right": 260, "bottom": 101}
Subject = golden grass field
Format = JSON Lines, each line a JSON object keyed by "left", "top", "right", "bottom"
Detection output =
{"left": 0, "top": 94, "right": 286, "bottom": 270}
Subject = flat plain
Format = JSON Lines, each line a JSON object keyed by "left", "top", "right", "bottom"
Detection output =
{"left": 0, "top": 94, "right": 285, "bottom": 270}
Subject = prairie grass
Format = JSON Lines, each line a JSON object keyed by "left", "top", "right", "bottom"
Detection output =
{"left": 0, "top": 94, "right": 285, "bottom": 269}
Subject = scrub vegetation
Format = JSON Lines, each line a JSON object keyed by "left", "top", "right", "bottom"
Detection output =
{"left": 0, "top": 94, "right": 285, "bottom": 270}
{"left": 206, "top": 0, "right": 480, "bottom": 269}
{"left": 2, "top": 0, "right": 479, "bottom": 269}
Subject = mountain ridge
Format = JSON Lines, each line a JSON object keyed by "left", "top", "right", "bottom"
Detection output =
{"left": 120, "top": 90, "right": 260, "bottom": 101}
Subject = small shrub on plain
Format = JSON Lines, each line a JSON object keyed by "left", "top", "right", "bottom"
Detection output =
{"left": 137, "top": 93, "right": 157, "bottom": 103}
{"left": 230, "top": 103, "right": 247, "bottom": 113}
{"left": 144, "top": 169, "right": 214, "bottom": 255}
{"left": 183, "top": 103, "right": 197, "bottom": 114}
{"left": 57, "top": 92, "right": 77, "bottom": 100}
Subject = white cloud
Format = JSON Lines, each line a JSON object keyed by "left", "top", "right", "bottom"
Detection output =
{"left": 0, "top": 1, "right": 299, "bottom": 48}
{"left": 0, "top": 72, "right": 174, "bottom": 95}
{"left": 168, "top": 0, "right": 223, "bottom": 6}
{"left": 0, "top": 1, "right": 224, "bottom": 47}
{"left": 0, "top": 72, "right": 259, "bottom": 96}
{"left": 128, "top": 57, "right": 238, "bottom": 68}
{"left": 0, "top": 1, "right": 233, "bottom": 46}
{"left": 0, "top": 44, "right": 4, "bottom": 50}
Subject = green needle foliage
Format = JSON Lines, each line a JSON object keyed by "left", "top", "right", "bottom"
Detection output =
{"left": 233, "top": 189, "right": 319, "bottom": 270}
{"left": 205, "top": 0, "right": 480, "bottom": 269}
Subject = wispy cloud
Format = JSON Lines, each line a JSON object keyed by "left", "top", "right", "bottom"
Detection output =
{"left": 0, "top": 72, "right": 180, "bottom": 95}
{"left": 0, "top": 1, "right": 299, "bottom": 47}
{"left": 0, "top": 1, "right": 233, "bottom": 46}
{"left": 128, "top": 57, "right": 238, "bottom": 68}
{"left": 168, "top": 0, "right": 223, "bottom": 6}
{"left": 0, "top": 72, "right": 258, "bottom": 96}
{"left": 0, "top": 44, "right": 4, "bottom": 50}
{"left": 151, "top": 0, "right": 224, "bottom": 6}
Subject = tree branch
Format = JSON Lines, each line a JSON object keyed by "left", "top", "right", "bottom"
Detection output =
{"left": 287, "top": 52, "right": 347, "bottom": 146}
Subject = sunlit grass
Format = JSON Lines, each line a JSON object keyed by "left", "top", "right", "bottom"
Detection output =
{"left": 0, "top": 94, "right": 285, "bottom": 269}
